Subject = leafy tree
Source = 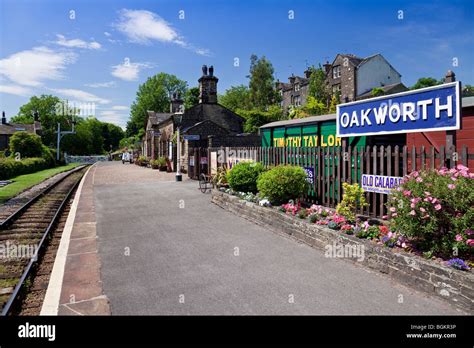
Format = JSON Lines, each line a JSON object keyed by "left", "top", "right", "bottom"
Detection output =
{"left": 462, "top": 84, "right": 474, "bottom": 97}
{"left": 289, "top": 96, "right": 326, "bottom": 119}
{"left": 9, "top": 131, "right": 44, "bottom": 158}
{"left": 329, "top": 94, "right": 339, "bottom": 113}
{"left": 371, "top": 87, "right": 385, "bottom": 97}
{"left": 248, "top": 54, "right": 279, "bottom": 110}
{"left": 308, "top": 65, "right": 329, "bottom": 103}
{"left": 184, "top": 87, "right": 200, "bottom": 110}
{"left": 11, "top": 95, "right": 72, "bottom": 147}
{"left": 237, "top": 105, "right": 282, "bottom": 133}
{"left": 104, "top": 123, "right": 125, "bottom": 151}
{"left": 128, "top": 73, "right": 187, "bottom": 136}
{"left": 410, "top": 77, "right": 442, "bottom": 90}
{"left": 219, "top": 85, "right": 251, "bottom": 111}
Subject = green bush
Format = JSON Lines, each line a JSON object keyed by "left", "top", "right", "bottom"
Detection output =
{"left": 227, "top": 161, "right": 265, "bottom": 193}
{"left": 257, "top": 165, "right": 308, "bottom": 205}
{"left": 387, "top": 165, "right": 474, "bottom": 259}
{"left": 0, "top": 157, "right": 49, "bottom": 180}
{"left": 9, "top": 131, "right": 44, "bottom": 158}
{"left": 336, "top": 182, "right": 369, "bottom": 222}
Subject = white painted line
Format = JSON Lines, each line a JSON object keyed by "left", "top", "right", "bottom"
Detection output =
{"left": 40, "top": 164, "right": 94, "bottom": 315}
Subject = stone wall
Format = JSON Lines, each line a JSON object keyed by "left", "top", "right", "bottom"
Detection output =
{"left": 211, "top": 190, "right": 473, "bottom": 312}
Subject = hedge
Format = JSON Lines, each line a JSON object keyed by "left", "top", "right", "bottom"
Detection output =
{"left": 0, "top": 157, "right": 49, "bottom": 180}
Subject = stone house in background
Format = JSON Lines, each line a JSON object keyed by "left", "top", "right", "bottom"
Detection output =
{"left": 277, "top": 53, "right": 407, "bottom": 114}
{"left": 0, "top": 111, "right": 42, "bottom": 151}
{"left": 142, "top": 65, "right": 260, "bottom": 173}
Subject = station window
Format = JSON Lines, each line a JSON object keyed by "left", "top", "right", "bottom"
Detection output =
{"left": 294, "top": 83, "right": 300, "bottom": 92}
{"left": 333, "top": 65, "right": 341, "bottom": 79}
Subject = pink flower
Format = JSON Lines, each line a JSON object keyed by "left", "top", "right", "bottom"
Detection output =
{"left": 401, "top": 242, "right": 407, "bottom": 248}
{"left": 451, "top": 176, "right": 457, "bottom": 181}
{"left": 457, "top": 164, "right": 468, "bottom": 171}
{"left": 390, "top": 207, "right": 396, "bottom": 212}
{"left": 409, "top": 210, "right": 416, "bottom": 216}
{"left": 466, "top": 239, "right": 474, "bottom": 247}
{"left": 455, "top": 234, "right": 463, "bottom": 242}
{"left": 392, "top": 213, "right": 398, "bottom": 217}
{"left": 424, "top": 191, "right": 431, "bottom": 196}
{"left": 411, "top": 171, "right": 419, "bottom": 178}
{"left": 434, "top": 204, "right": 442, "bottom": 211}
{"left": 416, "top": 177, "right": 423, "bottom": 183}
{"left": 448, "top": 184, "right": 456, "bottom": 190}
{"left": 403, "top": 190, "right": 411, "bottom": 197}
{"left": 420, "top": 207, "right": 426, "bottom": 213}
{"left": 382, "top": 215, "right": 388, "bottom": 220}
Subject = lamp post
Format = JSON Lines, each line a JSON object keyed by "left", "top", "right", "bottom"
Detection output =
{"left": 175, "top": 114, "right": 183, "bottom": 182}
{"left": 56, "top": 120, "right": 76, "bottom": 161}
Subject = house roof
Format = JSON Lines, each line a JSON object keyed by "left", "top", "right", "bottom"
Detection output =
{"left": 356, "top": 82, "right": 408, "bottom": 99}
{"left": 260, "top": 113, "right": 337, "bottom": 129}
{"left": 357, "top": 53, "right": 402, "bottom": 77}
{"left": 0, "top": 123, "right": 37, "bottom": 135}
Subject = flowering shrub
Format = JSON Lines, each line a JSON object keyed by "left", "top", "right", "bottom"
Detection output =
{"left": 387, "top": 165, "right": 474, "bottom": 259}
{"left": 281, "top": 200, "right": 300, "bottom": 215}
{"left": 446, "top": 258, "right": 470, "bottom": 271}
{"left": 336, "top": 183, "right": 369, "bottom": 222}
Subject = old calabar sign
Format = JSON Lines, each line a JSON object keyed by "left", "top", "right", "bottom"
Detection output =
{"left": 336, "top": 81, "right": 461, "bottom": 137}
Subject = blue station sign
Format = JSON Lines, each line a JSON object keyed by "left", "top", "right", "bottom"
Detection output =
{"left": 336, "top": 81, "right": 461, "bottom": 137}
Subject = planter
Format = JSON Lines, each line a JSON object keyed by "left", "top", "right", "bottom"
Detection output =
{"left": 211, "top": 190, "right": 474, "bottom": 313}
{"left": 159, "top": 166, "right": 167, "bottom": 171}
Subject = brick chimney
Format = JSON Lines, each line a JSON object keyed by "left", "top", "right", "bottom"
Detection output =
{"left": 198, "top": 65, "right": 218, "bottom": 104}
{"left": 170, "top": 92, "right": 184, "bottom": 113}
{"left": 323, "top": 61, "right": 331, "bottom": 74}
{"left": 1, "top": 111, "right": 6, "bottom": 125}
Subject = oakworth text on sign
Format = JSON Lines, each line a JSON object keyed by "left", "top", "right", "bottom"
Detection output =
{"left": 336, "top": 82, "right": 461, "bottom": 137}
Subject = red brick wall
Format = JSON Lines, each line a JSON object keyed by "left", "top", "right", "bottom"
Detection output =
{"left": 406, "top": 106, "right": 474, "bottom": 170}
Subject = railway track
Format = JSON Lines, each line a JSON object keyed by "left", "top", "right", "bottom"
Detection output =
{"left": 0, "top": 165, "right": 88, "bottom": 315}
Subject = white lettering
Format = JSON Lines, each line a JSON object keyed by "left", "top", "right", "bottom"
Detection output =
{"left": 360, "top": 108, "right": 372, "bottom": 126}
{"left": 435, "top": 96, "right": 453, "bottom": 119}
{"left": 388, "top": 103, "right": 401, "bottom": 123}
{"left": 402, "top": 102, "right": 416, "bottom": 122}
{"left": 374, "top": 105, "right": 388, "bottom": 125}
{"left": 350, "top": 111, "right": 360, "bottom": 127}
{"left": 417, "top": 99, "right": 432, "bottom": 120}
{"left": 340, "top": 112, "right": 350, "bottom": 128}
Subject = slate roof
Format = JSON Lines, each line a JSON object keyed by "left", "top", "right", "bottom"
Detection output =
{"left": 0, "top": 123, "right": 37, "bottom": 135}
{"left": 356, "top": 82, "right": 408, "bottom": 99}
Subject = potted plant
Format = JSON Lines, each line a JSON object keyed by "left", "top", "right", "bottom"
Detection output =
{"left": 150, "top": 159, "right": 160, "bottom": 169}
{"left": 158, "top": 157, "right": 167, "bottom": 171}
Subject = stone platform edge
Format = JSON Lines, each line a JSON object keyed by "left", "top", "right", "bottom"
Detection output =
{"left": 211, "top": 190, "right": 473, "bottom": 313}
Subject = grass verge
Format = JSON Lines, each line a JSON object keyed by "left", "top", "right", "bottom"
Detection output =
{"left": 0, "top": 163, "right": 82, "bottom": 203}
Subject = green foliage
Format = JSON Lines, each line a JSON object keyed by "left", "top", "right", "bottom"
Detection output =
{"left": 371, "top": 87, "right": 385, "bottom": 97}
{"left": 8, "top": 131, "right": 43, "bottom": 158}
{"left": 236, "top": 105, "right": 283, "bottom": 133}
{"left": 127, "top": 73, "right": 187, "bottom": 136}
{"left": 462, "top": 85, "right": 474, "bottom": 97}
{"left": 336, "top": 183, "right": 369, "bottom": 222}
{"left": 257, "top": 165, "right": 308, "bottom": 205}
{"left": 309, "top": 214, "right": 320, "bottom": 223}
{"left": 0, "top": 157, "right": 49, "bottom": 180}
{"left": 329, "top": 94, "right": 339, "bottom": 113}
{"left": 227, "top": 161, "right": 266, "bottom": 193}
{"left": 248, "top": 54, "right": 279, "bottom": 110}
{"left": 219, "top": 85, "right": 251, "bottom": 111}
{"left": 308, "top": 65, "right": 329, "bottom": 102}
{"left": 289, "top": 96, "right": 326, "bottom": 118}
{"left": 410, "top": 77, "right": 442, "bottom": 90}
{"left": 387, "top": 166, "right": 474, "bottom": 258}
{"left": 298, "top": 209, "right": 308, "bottom": 219}
{"left": 10, "top": 95, "right": 66, "bottom": 147}
{"left": 184, "top": 87, "right": 200, "bottom": 110}
{"left": 150, "top": 159, "right": 160, "bottom": 169}
{"left": 212, "top": 167, "right": 229, "bottom": 188}
{"left": 136, "top": 155, "right": 148, "bottom": 166}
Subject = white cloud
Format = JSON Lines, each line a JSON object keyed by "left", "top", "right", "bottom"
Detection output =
{"left": 55, "top": 34, "right": 101, "bottom": 49}
{"left": 99, "top": 110, "right": 127, "bottom": 128}
{"left": 114, "top": 9, "right": 211, "bottom": 55}
{"left": 0, "top": 46, "right": 76, "bottom": 86}
{"left": 0, "top": 84, "right": 32, "bottom": 96}
{"left": 51, "top": 88, "right": 110, "bottom": 104}
{"left": 85, "top": 81, "right": 116, "bottom": 88}
{"left": 111, "top": 105, "right": 129, "bottom": 110}
{"left": 104, "top": 32, "right": 112, "bottom": 37}
{"left": 111, "top": 60, "right": 150, "bottom": 81}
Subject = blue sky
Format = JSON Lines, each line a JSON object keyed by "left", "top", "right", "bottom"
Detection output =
{"left": 0, "top": 0, "right": 473, "bottom": 128}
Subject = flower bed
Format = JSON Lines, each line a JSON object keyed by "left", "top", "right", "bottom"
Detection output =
{"left": 212, "top": 189, "right": 474, "bottom": 312}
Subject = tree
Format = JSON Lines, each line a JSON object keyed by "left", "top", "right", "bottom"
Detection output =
{"left": 184, "top": 87, "right": 200, "bottom": 110}
{"left": 371, "top": 87, "right": 385, "bottom": 97}
{"left": 410, "top": 77, "right": 442, "bottom": 90}
{"left": 11, "top": 95, "right": 71, "bottom": 147}
{"left": 9, "top": 131, "right": 44, "bottom": 158}
{"left": 127, "top": 73, "right": 187, "bottom": 136}
{"left": 219, "top": 85, "right": 251, "bottom": 111}
{"left": 308, "top": 65, "right": 329, "bottom": 103}
{"left": 462, "top": 85, "right": 474, "bottom": 97}
{"left": 248, "top": 54, "right": 279, "bottom": 110}
{"left": 237, "top": 105, "right": 282, "bottom": 133}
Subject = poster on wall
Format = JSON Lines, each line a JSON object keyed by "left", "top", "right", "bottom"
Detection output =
{"left": 304, "top": 167, "right": 315, "bottom": 185}
{"left": 211, "top": 152, "right": 218, "bottom": 174}
{"left": 189, "top": 156, "right": 195, "bottom": 166}
{"left": 361, "top": 174, "right": 403, "bottom": 195}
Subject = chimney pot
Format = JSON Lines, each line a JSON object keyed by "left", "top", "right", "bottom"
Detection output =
{"left": 1, "top": 111, "right": 6, "bottom": 125}
{"left": 202, "top": 65, "right": 208, "bottom": 76}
